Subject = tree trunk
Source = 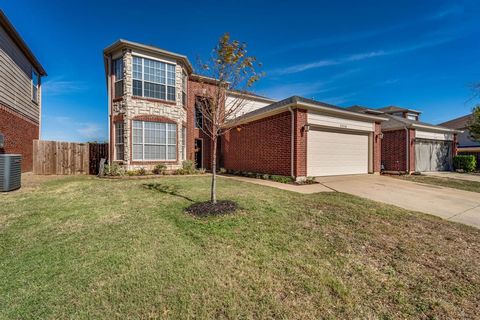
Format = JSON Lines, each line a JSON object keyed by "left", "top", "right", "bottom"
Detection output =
{"left": 211, "top": 136, "right": 217, "bottom": 204}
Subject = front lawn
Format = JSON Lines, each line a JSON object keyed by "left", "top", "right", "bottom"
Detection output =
{"left": 392, "top": 174, "right": 480, "bottom": 193}
{"left": 1, "top": 176, "right": 479, "bottom": 319}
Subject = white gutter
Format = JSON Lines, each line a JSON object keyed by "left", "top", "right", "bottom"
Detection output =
{"left": 288, "top": 106, "right": 295, "bottom": 179}
{"left": 411, "top": 123, "right": 462, "bottom": 133}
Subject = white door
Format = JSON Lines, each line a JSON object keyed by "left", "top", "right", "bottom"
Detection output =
{"left": 307, "top": 129, "right": 369, "bottom": 176}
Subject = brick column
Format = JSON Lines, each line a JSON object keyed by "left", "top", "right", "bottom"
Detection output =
{"left": 408, "top": 129, "right": 416, "bottom": 173}
{"left": 293, "top": 108, "right": 307, "bottom": 178}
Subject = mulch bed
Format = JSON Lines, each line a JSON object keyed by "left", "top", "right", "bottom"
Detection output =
{"left": 186, "top": 200, "right": 238, "bottom": 217}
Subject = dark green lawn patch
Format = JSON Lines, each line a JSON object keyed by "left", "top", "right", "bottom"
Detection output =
{"left": 392, "top": 174, "right": 480, "bottom": 193}
{"left": 1, "top": 175, "right": 479, "bottom": 319}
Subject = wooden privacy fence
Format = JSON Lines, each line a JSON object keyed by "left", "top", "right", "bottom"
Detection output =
{"left": 33, "top": 140, "right": 108, "bottom": 175}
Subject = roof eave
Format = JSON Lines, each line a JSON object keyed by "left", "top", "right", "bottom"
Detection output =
{"left": 0, "top": 10, "right": 46, "bottom": 76}
{"left": 103, "top": 39, "right": 193, "bottom": 74}
{"left": 226, "top": 100, "right": 388, "bottom": 127}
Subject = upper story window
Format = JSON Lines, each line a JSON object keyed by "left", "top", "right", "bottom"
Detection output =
{"left": 132, "top": 56, "right": 176, "bottom": 102}
{"left": 182, "top": 72, "right": 187, "bottom": 106}
{"left": 195, "top": 105, "right": 203, "bottom": 129}
{"left": 32, "top": 70, "right": 39, "bottom": 103}
{"left": 113, "top": 58, "right": 124, "bottom": 98}
{"left": 407, "top": 113, "right": 418, "bottom": 121}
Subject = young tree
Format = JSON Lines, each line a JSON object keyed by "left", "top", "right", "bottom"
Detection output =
{"left": 195, "top": 33, "right": 263, "bottom": 204}
{"left": 468, "top": 83, "right": 480, "bottom": 141}
{"left": 468, "top": 105, "right": 480, "bottom": 141}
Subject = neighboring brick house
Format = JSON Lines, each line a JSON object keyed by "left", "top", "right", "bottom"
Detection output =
{"left": 440, "top": 114, "right": 480, "bottom": 169}
{"left": 0, "top": 10, "right": 46, "bottom": 172}
{"left": 350, "top": 106, "right": 459, "bottom": 173}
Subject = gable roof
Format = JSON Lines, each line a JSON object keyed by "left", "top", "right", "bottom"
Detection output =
{"left": 438, "top": 114, "right": 472, "bottom": 129}
{"left": 349, "top": 105, "right": 459, "bottom": 133}
{"left": 229, "top": 96, "right": 388, "bottom": 126}
{"left": 103, "top": 39, "right": 193, "bottom": 73}
{"left": 0, "top": 10, "right": 46, "bottom": 76}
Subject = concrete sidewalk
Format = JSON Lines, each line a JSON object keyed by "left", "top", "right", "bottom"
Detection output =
{"left": 423, "top": 171, "right": 480, "bottom": 182}
{"left": 318, "top": 174, "right": 480, "bottom": 228}
{"left": 219, "top": 175, "right": 333, "bottom": 194}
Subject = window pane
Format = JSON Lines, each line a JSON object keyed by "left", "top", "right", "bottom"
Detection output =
{"left": 133, "top": 80, "right": 142, "bottom": 96}
{"left": 167, "top": 86, "right": 175, "bottom": 101}
{"left": 167, "top": 64, "right": 175, "bottom": 86}
{"left": 133, "top": 57, "right": 142, "bottom": 80}
{"left": 167, "top": 146, "right": 176, "bottom": 160}
{"left": 115, "top": 80, "right": 124, "bottom": 98}
{"left": 116, "top": 145, "right": 124, "bottom": 161}
{"left": 133, "top": 128, "right": 143, "bottom": 143}
{"left": 133, "top": 144, "right": 143, "bottom": 160}
{"left": 114, "top": 58, "right": 123, "bottom": 80}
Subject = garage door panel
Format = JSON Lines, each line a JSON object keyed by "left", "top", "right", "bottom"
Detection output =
{"left": 307, "top": 129, "right": 369, "bottom": 176}
{"left": 415, "top": 140, "right": 452, "bottom": 172}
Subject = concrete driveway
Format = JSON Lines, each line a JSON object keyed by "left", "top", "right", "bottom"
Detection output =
{"left": 317, "top": 174, "right": 480, "bottom": 228}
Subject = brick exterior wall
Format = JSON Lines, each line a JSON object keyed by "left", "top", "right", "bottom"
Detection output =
{"left": 381, "top": 129, "right": 416, "bottom": 172}
{"left": 0, "top": 104, "right": 39, "bottom": 172}
{"left": 222, "top": 111, "right": 293, "bottom": 176}
{"left": 381, "top": 130, "right": 407, "bottom": 172}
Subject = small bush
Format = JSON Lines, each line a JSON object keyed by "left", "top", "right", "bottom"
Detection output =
{"left": 138, "top": 167, "right": 146, "bottom": 175}
{"left": 270, "top": 175, "right": 295, "bottom": 184}
{"left": 126, "top": 167, "right": 146, "bottom": 176}
{"left": 104, "top": 163, "right": 125, "bottom": 176}
{"left": 219, "top": 168, "right": 227, "bottom": 174}
{"left": 182, "top": 160, "right": 197, "bottom": 174}
{"left": 453, "top": 155, "right": 476, "bottom": 172}
{"left": 152, "top": 163, "right": 167, "bottom": 175}
{"left": 262, "top": 174, "right": 270, "bottom": 180}
{"left": 197, "top": 168, "right": 207, "bottom": 174}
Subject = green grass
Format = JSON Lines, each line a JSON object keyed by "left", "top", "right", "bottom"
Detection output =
{"left": 1, "top": 176, "right": 479, "bottom": 319}
{"left": 393, "top": 174, "right": 480, "bottom": 193}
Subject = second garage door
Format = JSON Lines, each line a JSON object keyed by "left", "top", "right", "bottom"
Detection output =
{"left": 307, "top": 129, "right": 369, "bottom": 176}
{"left": 415, "top": 139, "right": 452, "bottom": 172}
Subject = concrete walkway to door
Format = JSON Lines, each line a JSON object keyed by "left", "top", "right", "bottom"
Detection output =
{"left": 317, "top": 174, "right": 480, "bottom": 229}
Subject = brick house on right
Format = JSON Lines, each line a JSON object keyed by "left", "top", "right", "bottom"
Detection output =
{"left": 350, "top": 106, "right": 460, "bottom": 173}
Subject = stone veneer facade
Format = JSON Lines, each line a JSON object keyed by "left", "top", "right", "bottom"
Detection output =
{"left": 109, "top": 48, "right": 189, "bottom": 171}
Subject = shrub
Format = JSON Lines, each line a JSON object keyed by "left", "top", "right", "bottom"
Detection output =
{"left": 270, "top": 175, "right": 294, "bottom": 184}
{"left": 453, "top": 155, "right": 477, "bottom": 172}
{"left": 152, "top": 163, "right": 167, "bottom": 175}
{"left": 104, "top": 163, "right": 125, "bottom": 176}
{"left": 197, "top": 168, "right": 206, "bottom": 174}
{"left": 219, "top": 167, "right": 227, "bottom": 174}
{"left": 126, "top": 167, "right": 146, "bottom": 176}
{"left": 138, "top": 167, "right": 146, "bottom": 175}
{"left": 182, "top": 160, "right": 197, "bottom": 174}
{"left": 262, "top": 174, "right": 270, "bottom": 180}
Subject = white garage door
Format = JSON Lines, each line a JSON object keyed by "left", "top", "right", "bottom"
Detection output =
{"left": 307, "top": 129, "right": 369, "bottom": 176}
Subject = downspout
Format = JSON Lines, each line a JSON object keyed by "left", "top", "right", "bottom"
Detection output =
{"left": 107, "top": 55, "right": 112, "bottom": 165}
{"left": 288, "top": 106, "right": 295, "bottom": 179}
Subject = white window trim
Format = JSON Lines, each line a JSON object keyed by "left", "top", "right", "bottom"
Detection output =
{"left": 132, "top": 55, "right": 176, "bottom": 101}
{"left": 132, "top": 120, "right": 177, "bottom": 161}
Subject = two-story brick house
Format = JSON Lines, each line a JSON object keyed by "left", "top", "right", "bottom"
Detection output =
{"left": 0, "top": 10, "right": 46, "bottom": 172}
{"left": 104, "top": 39, "right": 386, "bottom": 179}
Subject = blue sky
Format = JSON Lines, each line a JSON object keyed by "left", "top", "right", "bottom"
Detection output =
{"left": 3, "top": 0, "right": 479, "bottom": 142}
